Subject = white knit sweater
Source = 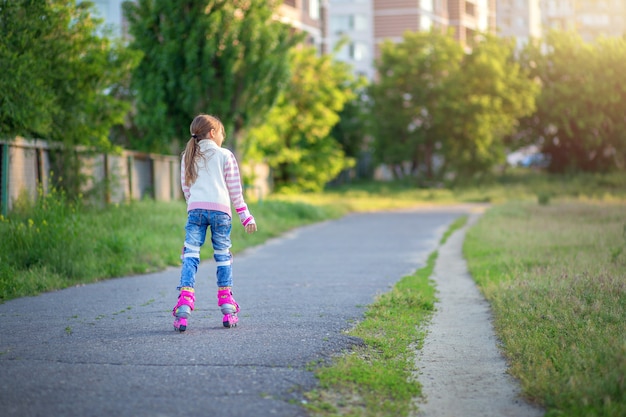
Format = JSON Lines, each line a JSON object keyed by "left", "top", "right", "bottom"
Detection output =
{"left": 180, "top": 139, "right": 254, "bottom": 226}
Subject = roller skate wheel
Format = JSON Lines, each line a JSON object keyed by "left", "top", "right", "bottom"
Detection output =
{"left": 174, "top": 317, "right": 188, "bottom": 332}
{"left": 223, "top": 313, "right": 238, "bottom": 328}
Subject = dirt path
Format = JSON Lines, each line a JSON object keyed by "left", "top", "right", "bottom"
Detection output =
{"left": 414, "top": 212, "right": 545, "bottom": 417}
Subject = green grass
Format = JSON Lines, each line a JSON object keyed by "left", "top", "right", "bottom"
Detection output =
{"left": 305, "top": 251, "right": 439, "bottom": 417}
{"left": 0, "top": 187, "right": 345, "bottom": 301}
{"left": 281, "top": 171, "right": 626, "bottom": 209}
{"left": 464, "top": 202, "right": 626, "bottom": 417}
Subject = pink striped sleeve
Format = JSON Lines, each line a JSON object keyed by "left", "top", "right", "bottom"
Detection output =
{"left": 224, "top": 151, "right": 255, "bottom": 226}
{"left": 224, "top": 152, "right": 245, "bottom": 209}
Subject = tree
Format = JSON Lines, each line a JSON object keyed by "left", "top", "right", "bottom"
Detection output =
{"left": 0, "top": 0, "right": 137, "bottom": 146}
{"left": 1, "top": 0, "right": 56, "bottom": 137}
{"left": 369, "top": 29, "right": 464, "bottom": 179}
{"left": 247, "top": 47, "right": 357, "bottom": 192}
{"left": 518, "top": 31, "right": 626, "bottom": 172}
{"left": 329, "top": 79, "right": 371, "bottom": 181}
{"left": 438, "top": 34, "right": 538, "bottom": 179}
{"left": 124, "top": 0, "right": 301, "bottom": 155}
{"left": 370, "top": 30, "right": 537, "bottom": 181}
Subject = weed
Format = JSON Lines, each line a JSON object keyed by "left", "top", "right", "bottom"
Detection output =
{"left": 440, "top": 215, "right": 468, "bottom": 245}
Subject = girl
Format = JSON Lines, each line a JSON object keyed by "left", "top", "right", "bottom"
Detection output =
{"left": 172, "top": 114, "right": 257, "bottom": 332}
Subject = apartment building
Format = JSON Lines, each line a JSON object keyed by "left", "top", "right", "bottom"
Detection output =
{"left": 371, "top": 0, "right": 451, "bottom": 55}
{"left": 327, "top": 0, "right": 451, "bottom": 81}
{"left": 541, "top": 0, "right": 626, "bottom": 41}
{"left": 446, "top": 0, "right": 497, "bottom": 45}
{"left": 372, "top": 0, "right": 495, "bottom": 48}
{"left": 327, "top": 0, "right": 375, "bottom": 80}
{"left": 326, "top": 0, "right": 496, "bottom": 80}
{"left": 496, "top": 0, "right": 542, "bottom": 47}
{"left": 278, "top": 0, "right": 327, "bottom": 53}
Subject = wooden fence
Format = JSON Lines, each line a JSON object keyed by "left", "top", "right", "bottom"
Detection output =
{"left": 0, "top": 137, "right": 270, "bottom": 216}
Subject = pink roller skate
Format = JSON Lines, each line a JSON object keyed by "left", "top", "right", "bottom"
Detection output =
{"left": 172, "top": 287, "right": 195, "bottom": 332}
{"left": 217, "top": 287, "right": 239, "bottom": 328}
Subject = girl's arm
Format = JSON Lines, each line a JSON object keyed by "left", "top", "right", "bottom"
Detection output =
{"left": 224, "top": 153, "right": 255, "bottom": 228}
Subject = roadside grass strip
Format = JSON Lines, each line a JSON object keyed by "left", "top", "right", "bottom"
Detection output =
{"left": 464, "top": 202, "right": 626, "bottom": 417}
{"left": 0, "top": 194, "right": 345, "bottom": 302}
{"left": 305, "top": 216, "right": 468, "bottom": 417}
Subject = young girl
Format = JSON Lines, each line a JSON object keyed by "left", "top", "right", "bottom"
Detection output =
{"left": 172, "top": 114, "right": 257, "bottom": 332}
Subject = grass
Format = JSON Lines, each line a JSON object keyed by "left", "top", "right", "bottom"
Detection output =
{"left": 0, "top": 187, "right": 345, "bottom": 301}
{"left": 1, "top": 171, "right": 625, "bottom": 416}
{"left": 278, "top": 170, "right": 626, "bottom": 210}
{"left": 464, "top": 202, "right": 626, "bottom": 417}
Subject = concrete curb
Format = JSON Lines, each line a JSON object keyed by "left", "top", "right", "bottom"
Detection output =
{"left": 414, "top": 210, "right": 544, "bottom": 417}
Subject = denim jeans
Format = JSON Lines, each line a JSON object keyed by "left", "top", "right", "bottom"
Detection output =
{"left": 178, "top": 209, "right": 233, "bottom": 290}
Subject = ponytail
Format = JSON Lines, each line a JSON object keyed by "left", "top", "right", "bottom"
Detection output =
{"left": 182, "top": 137, "right": 199, "bottom": 187}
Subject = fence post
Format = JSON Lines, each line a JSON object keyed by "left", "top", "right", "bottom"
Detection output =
{"left": 126, "top": 154, "right": 133, "bottom": 201}
{"left": 169, "top": 159, "right": 175, "bottom": 201}
{"left": 1, "top": 143, "right": 9, "bottom": 216}
{"left": 103, "top": 153, "right": 110, "bottom": 205}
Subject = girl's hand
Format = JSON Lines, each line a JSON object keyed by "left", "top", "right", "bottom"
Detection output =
{"left": 245, "top": 223, "right": 257, "bottom": 234}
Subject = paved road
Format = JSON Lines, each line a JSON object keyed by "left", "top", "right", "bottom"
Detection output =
{"left": 0, "top": 207, "right": 472, "bottom": 417}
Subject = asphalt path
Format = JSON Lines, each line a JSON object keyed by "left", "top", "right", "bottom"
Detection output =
{"left": 1, "top": 206, "right": 473, "bottom": 417}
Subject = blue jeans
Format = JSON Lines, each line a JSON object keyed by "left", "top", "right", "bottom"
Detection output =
{"left": 178, "top": 209, "right": 233, "bottom": 290}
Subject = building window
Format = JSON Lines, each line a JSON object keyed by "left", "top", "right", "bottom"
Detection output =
{"left": 420, "top": 0, "right": 434, "bottom": 13}
{"left": 336, "top": 41, "right": 368, "bottom": 61}
{"left": 420, "top": 15, "right": 433, "bottom": 30}
{"left": 283, "top": 0, "right": 296, "bottom": 7}
{"left": 331, "top": 16, "right": 350, "bottom": 33}
{"left": 352, "top": 42, "right": 368, "bottom": 61}
{"left": 330, "top": 14, "right": 368, "bottom": 33}
{"left": 309, "top": 0, "right": 320, "bottom": 20}
{"left": 465, "top": 1, "right": 475, "bottom": 17}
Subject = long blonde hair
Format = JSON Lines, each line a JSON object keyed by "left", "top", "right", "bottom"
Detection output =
{"left": 182, "top": 114, "right": 224, "bottom": 186}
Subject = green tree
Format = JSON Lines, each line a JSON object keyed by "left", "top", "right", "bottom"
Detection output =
{"left": 124, "top": 0, "right": 301, "bottom": 155}
{"left": 329, "top": 80, "right": 371, "bottom": 181}
{"left": 1, "top": 0, "right": 55, "bottom": 137}
{"left": 247, "top": 47, "right": 357, "bottom": 192}
{"left": 519, "top": 31, "right": 626, "bottom": 172}
{"left": 1, "top": 0, "right": 140, "bottom": 196}
{"left": 0, "top": 1, "right": 137, "bottom": 145}
{"left": 369, "top": 30, "right": 464, "bottom": 180}
{"left": 370, "top": 30, "right": 537, "bottom": 181}
{"left": 439, "top": 34, "right": 538, "bottom": 179}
